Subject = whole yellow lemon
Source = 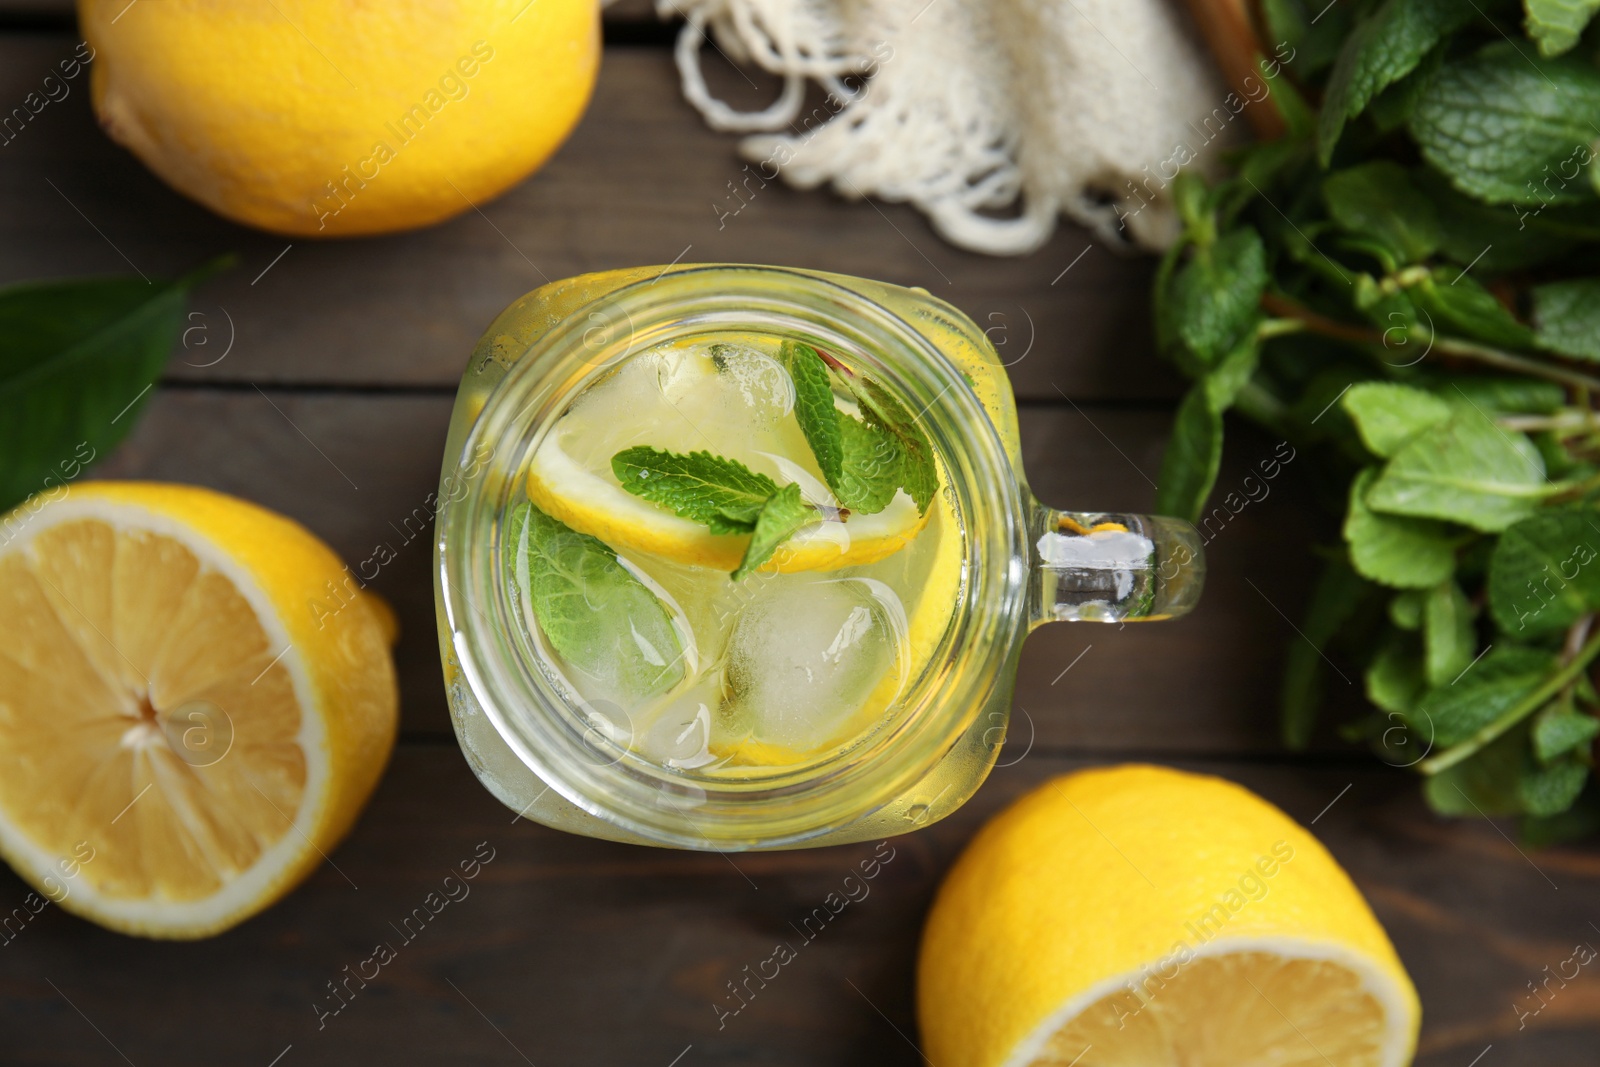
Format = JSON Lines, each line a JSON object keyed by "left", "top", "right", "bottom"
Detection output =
{"left": 80, "top": 0, "right": 600, "bottom": 237}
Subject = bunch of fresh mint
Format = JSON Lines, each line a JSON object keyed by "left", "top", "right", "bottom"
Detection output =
{"left": 614, "top": 341, "right": 937, "bottom": 579}
{"left": 1153, "top": 0, "right": 1600, "bottom": 840}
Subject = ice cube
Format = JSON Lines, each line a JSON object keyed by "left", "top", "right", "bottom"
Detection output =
{"left": 722, "top": 577, "right": 910, "bottom": 752}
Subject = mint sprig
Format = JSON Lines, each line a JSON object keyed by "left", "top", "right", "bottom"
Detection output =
{"left": 732, "top": 483, "right": 816, "bottom": 581}
{"left": 780, "top": 340, "right": 938, "bottom": 515}
{"left": 611, "top": 446, "right": 776, "bottom": 534}
{"left": 1154, "top": 0, "right": 1600, "bottom": 841}
{"left": 611, "top": 446, "right": 820, "bottom": 578}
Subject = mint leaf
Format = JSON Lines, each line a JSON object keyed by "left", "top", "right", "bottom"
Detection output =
{"left": 1533, "top": 698, "right": 1600, "bottom": 761}
{"left": 1260, "top": 0, "right": 1355, "bottom": 76}
{"left": 1203, "top": 334, "right": 1261, "bottom": 412}
{"left": 835, "top": 413, "right": 901, "bottom": 514}
{"left": 1168, "top": 227, "right": 1268, "bottom": 369}
{"left": 780, "top": 341, "right": 902, "bottom": 515}
{"left": 1318, "top": 0, "right": 1477, "bottom": 164}
{"left": 848, "top": 375, "right": 937, "bottom": 514}
{"left": 0, "top": 272, "right": 204, "bottom": 512}
{"left": 1425, "top": 725, "right": 1529, "bottom": 815}
{"left": 732, "top": 483, "right": 818, "bottom": 581}
{"left": 1411, "top": 270, "right": 1537, "bottom": 351}
{"left": 1526, "top": 0, "right": 1600, "bottom": 56}
{"left": 1367, "top": 44, "right": 1445, "bottom": 131}
{"left": 1415, "top": 645, "right": 1555, "bottom": 747}
{"left": 1532, "top": 278, "right": 1600, "bottom": 361}
{"left": 505, "top": 502, "right": 684, "bottom": 700}
{"left": 1522, "top": 754, "right": 1589, "bottom": 815}
{"left": 1342, "top": 382, "right": 1453, "bottom": 458}
{"left": 1421, "top": 168, "right": 1585, "bottom": 272}
{"left": 781, "top": 341, "right": 844, "bottom": 487}
{"left": 1366, "top": 632, "right": 1427, "bottom": 714}
{"left": 1154, "top": 383, "right": 1223, "bottom": 523}
{"left": 1487, "top": 507, "right": 1600, "bottom": 636}
{"left": 1345, "top": 468, "right": 1458, "bottom": 589}
{"left": 1423, "top": 580, "right": 1476, "bottom": 687}
{"left": 612, "top": 446, "right": 776, "bottom": 533}
{"left": 1409, "top": 43, "right": 1600, "bottom": 205}
{"left": 1429, "top": 375, "right": 1564, "bottom": 415}
{"left": 1390, "top": 589, "right": 1426, "bottom": 630}
{"left": 1283, "top": 554, "right": 1371, "bottom": 748}
{"left": 1366, "top": 411, "right": 1549, "bottom": 532}
{"left": 1323, "top": 162, "right": 1442, "bottom": 265}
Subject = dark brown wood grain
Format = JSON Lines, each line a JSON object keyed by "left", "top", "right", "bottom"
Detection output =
{"left": 1, "top": 6, "right": 1596, "bottom": 1066}
{"left": 1, "top": 749, "right": 1592, "bottom": 1067}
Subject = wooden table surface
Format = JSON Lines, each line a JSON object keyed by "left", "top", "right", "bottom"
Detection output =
{"left": 3, "top": 6, "right": 1598, "bottom": 1065}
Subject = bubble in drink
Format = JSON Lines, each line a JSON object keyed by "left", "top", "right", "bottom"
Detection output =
{"left": 723, "top": 577, "right": 910, "bottom": 752}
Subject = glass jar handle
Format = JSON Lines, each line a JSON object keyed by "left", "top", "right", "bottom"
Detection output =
{"left": 1028, "top": 504, "right": 1205, "bottom": 626}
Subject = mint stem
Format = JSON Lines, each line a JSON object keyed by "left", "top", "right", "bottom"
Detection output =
{"left": 1419, "top": 627, "right": 1600, "bottom": 776}
{"left": 1261, "top": 293, "right": 1600, "bottom": 394}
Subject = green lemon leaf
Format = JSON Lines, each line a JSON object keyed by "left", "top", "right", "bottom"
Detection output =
{"left": 1344, "top": 468, "right": 1458, "bottom": 589}
{"left": 611, "top": 446, "right": 776, "bottom": 533}
{"left": 732, "top": 483, "right": 818, "bottom": 581}
{"left": 1487, "top": 507, "right": 1600, "bottom": 636}
{"left": 1318, "top": 0, "right": 1477, "bottom": 164}
{"left": 1323, "top": 162, "right": 1442, "bottom": 265}
{"left": 1342, "top": 382, "right": 1453, "bottom": 458}
{"left": 1409, "top": 43, "right": 1600, "bottom": 206}
{"left": 505, "top": 502, "right": 684, "bottom": 700}
{"left": 1533, "top": 696, "right": 1600, "bottom": 762}
{"left": 1411, "top": 270, "right": 1537, "bottom": 351}
{"left": 1154, "top": 383, "right": 1223, "bottom": 523}
{"left": 1521, "top": 753, "right": 1590, "bottom": 816}
{"left": 1425, "top": 724, "right": 1529, "bottom": 815}
{"left": 1415, "top": 645, "right": 1555, "bottom": 748}
{"left": 1525, "top": 0, "right": 1600, "bottom": 56}
{"left": 1423, "top": 580, "right": 1476, "bottom": 688}
{"left": 1532, "top": 278, "right": 1600, "bottom": 361}
{"left": 0, "top": 273, "right": 200, "bottom": 513}
{"left": 781, "top": 341, "right": 844, "bottom": 487}
{"left": 1366, "top": 410, "right": 1549, "bottom": 532}
{"left": 1168, "top": 227, "right": 1268, "bottom": 369}
{"left": 1282, "top": 554, "right": 1372, "bottom": 749}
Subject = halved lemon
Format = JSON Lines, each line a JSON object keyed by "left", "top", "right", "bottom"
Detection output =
{"left": 0, "top": 482, "right": 397, "bottom": 938}
{"left": 525, "top": 341, "right": 931, "bottom": 573}
{"left": 918, "top": 765, "right": 1420, "bottom": 1067}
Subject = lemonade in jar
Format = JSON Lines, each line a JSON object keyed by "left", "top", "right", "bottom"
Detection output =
{"left": 434, "top": 265, "right": 1203, "bottom": 849}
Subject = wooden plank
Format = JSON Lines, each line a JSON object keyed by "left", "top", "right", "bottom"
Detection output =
{"left": 91, "top": 389, "right": 1333, "bottom": 754}
{"left": 0, "top": 37, "right": 1174, "bottom": 402}
{"left": 0, "top": 745, "right": 1592, "bottom": 1065}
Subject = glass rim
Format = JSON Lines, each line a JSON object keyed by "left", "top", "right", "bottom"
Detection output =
{"left": 437, "top": 264, "right": 1029, "bottom": 847}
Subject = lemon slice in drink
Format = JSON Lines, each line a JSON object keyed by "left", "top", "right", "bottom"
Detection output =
{"left": 918, "top": 765, "right": 1419, "bottom": 1067}
{"left": 0, "top": 483, "right": 397, "bottom": 939}
{"left": 526, "top": 341, "right": 930, "bottom": 573}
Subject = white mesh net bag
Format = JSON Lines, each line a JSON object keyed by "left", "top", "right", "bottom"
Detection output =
{"left": 665, "top": 0, "right": 1240, "bottom": 255}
